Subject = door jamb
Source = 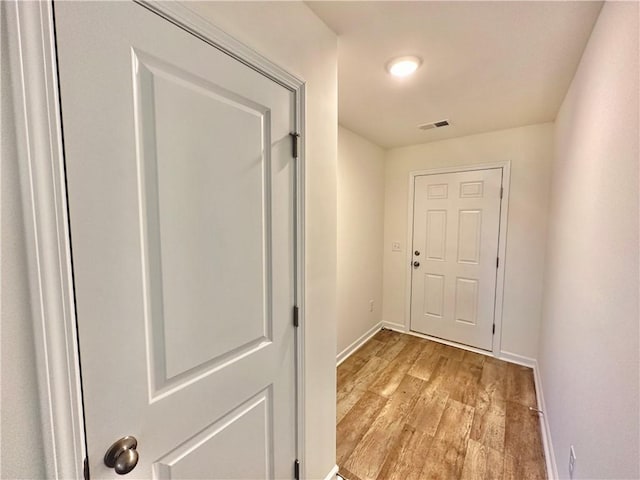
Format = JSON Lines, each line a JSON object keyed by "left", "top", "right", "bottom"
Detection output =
{"left": 7, "top": 1, "right": 307, "bottom": 477}
{"left": 404, "top": 162, "right": 511, "bottom": 356}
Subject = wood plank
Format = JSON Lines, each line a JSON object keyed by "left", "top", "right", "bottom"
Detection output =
{"left": 406, "top": 386, "right": 449, "bottom": 437}
{"left": 337, "top": 356, "right": 389, "bottom": 423}
{"left": 338, "top": 465, "right": 363, "bottom": 480}
{"left": 342, "top": 375, "right": 425, "bottom": 480}
{"left": 485, "top": 444, "right": 504, "bottom": 480}
{"left": 350, "top": 338, "right": 386, "bottom": 362}
{"left": 460, "top": 438, "right": 487, "bottom": 480}
{"left": 506, "top": 363, "right": 537, "bottom": 407}
{"left": 479, "top": 359, "right": 507, "bottom": 401}
{"left": 435, "top": 357, "right": 463, "bottom": 396}
{"left": 372, "top": 328, "right": 395, "bottom": 344}
{"left": 463, "top": 350, "right": 487, "bottom": 367}
{"left": 436, "top": 342, "right": 466, "bottom": 361}
{"left": 485, "top": 355, "right": 509, "bottom": 367}
{"left": 471, "top": 388, "right": 506, "bottom": 453}
{"left": 368, "top": 340, "right": 423, "bottom": 397}
{"left": 421, "top": 399, "right": 473, "bottom": 480}
{"left": 337, "top": 364, "right": 353, "bottom": 390}
{"left": 504, "top": 401, "right": 545, "bottom": 462}
{"left": 336, "top": 391, "right": 388, "bottom": 465}
{"left": 337, "top": 387, "right": 364, "bottom": 425}
{"left": 407, "top": 342, "right": 439, "bottom": 381}
{"left": 503, "top": 452, "right": 546, "bottom": 480}
{"left": 338, "top": 356, "right": 389, "bottom": 399}
{"left": 449, "top": 361, "right": 482, "bottom": 406}
{"left": 434, "top": 399, "right": 475, "bottom": 446}
{"left": 420, "top": 438, "right": 467, "bottom": 480}
{"left": 375, "top": 425, "right": 433, "bottom": 480}
{"left": 412, "top": 355, "right": 461, "bottom": 405}
{"left": 339, "top": 339, "right": 386, "bottom": 378}
{"left": 375, "top": 332, "right": 410, "bottom": 362}
{"left": 459, "top": 440, "right": 504, "bottom": 480}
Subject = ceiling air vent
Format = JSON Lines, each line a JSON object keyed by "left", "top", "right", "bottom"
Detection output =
{"left": 418, "top": 119, "right": 450, "bottom": 130}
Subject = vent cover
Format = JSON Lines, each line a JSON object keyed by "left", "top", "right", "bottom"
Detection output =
{"left": 418, "top": 119, "right": 450, "bottom": 130}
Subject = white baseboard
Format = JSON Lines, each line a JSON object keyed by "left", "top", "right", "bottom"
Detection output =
{"left": 381, "top": 320, "right": 406, "bottom": 332}
{"left": 323, "top": 464, "right": 339, "bottom": 480}
{"left": 532, "top": 360, "right": 558, "bottom": 480}
{"left": 337, "top": 322, "right": 382, "bottom": 366}
{"left": 498, "top": 350, "right": 536, "bottom": 368}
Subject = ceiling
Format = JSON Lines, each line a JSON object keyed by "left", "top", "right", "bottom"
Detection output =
{"left": 306, "top": 1, "right": 602, "bottom": 148}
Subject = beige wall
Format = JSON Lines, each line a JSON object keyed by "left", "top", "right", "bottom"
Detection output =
{"left": 383, "top": 123, "right": 553, "bottom": 359}
{"left": 188, "top": 3, "right": 338, "bottom": 478}
{"left": 539, "top": 2, "right": 639, "bottom": 478}
{"left": 337, "top": 126, "right": 385, "bottom": 355}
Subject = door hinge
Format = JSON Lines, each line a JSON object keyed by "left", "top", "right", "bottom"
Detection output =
{"left": 293, "top": 305, "right": 299, "bottom": 327}
{"left": 500, "top": 186, "right": 504, "bottom": 199}
{"left": 496, "top": 257, "right": 499, "bottom": 268}
{"left": 294, "top": 459, "right": 300, "bottom": 480}
{"left": 83, "top": 457, "right": 90, "bottom": 480}
{"left": 290, "top": 132, "right": 300, "bottom": 159}
{"left": 492, "top": 324, "right": 496, "bottom": 335}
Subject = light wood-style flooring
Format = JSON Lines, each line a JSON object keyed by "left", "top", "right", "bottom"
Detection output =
{"left": 336, "top": 329, "right": 546, "bottom": 480}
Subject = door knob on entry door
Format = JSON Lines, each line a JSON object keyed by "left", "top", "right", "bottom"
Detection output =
{"left": 104, "top": 436, "right": 139, "bottom": 475}
{"left": 413, "top": 261, "right": 420, "bottom": 267}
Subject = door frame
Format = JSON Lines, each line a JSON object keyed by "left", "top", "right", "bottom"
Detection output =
{"left": 6, "top": 1, "right": 307, "bottom": 477}
{"left": 404, "top": 162, "right": 511, "bottom": 356}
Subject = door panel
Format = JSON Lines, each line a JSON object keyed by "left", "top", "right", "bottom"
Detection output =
{"left": 423, "top": 274, "right": 445, "bottom": 318}
{"left": 425, "top": 210, "right": 447, "bottom": 261}
{"left": 154, "top": 389, "right": 273, "bottom": 479}
{"left": 410, "top": 169, "right": 502, "bottom": 350}
{"left": 54, "top": 2, "right": 296, "bottom": 478}
{"left": 455, "top": 277, "right": 479, "bottom": 325}
{"left": 457, "top": 209, "right": 482, "bottom": 264}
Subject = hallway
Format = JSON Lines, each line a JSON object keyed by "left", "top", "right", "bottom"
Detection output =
{"left": 337, "top": 330, "right": 545, "bottom": 480}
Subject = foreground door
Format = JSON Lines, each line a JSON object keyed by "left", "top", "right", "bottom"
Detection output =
{"left": 55, "top": 2, "right": 297, "bottom": 478}
{"left": 410, "top": 169, "right": 502, "bottom": 350}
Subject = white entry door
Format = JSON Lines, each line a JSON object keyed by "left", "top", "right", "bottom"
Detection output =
{"left": 55, "top": 2, "right": 297, "bottom": 478}
{"left": 410, "top": 169, "right": 503, "bottom": 350}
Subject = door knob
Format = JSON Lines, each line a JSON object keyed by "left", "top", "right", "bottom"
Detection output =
{"left": 104, "top": 436, "right": 139, "bottom": 475}
{"left": 413, "top": 261, "right": 420, "bottom": 267}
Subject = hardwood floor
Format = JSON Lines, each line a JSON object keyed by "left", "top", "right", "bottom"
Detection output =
{"left": 336, "top": 330, "right": 546, "bottom": 480}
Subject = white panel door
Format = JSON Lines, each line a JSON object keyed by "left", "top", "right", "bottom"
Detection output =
{"left": 410, "top": 169, "right": 502, "bottom": 350}
{"left": 54, "top": 2, "right": 297, "bottom": 478}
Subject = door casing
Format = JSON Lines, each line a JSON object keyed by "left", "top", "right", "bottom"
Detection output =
{"left": 403, "top": 162, "right": 510, "bottom": 357}
{"left": 6, "top": 1, "right": 307, "bottom": 477}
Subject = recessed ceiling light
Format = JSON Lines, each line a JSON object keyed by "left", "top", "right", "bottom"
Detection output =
{"left": 386, "top": 56, "right": 422, "bottom": 77}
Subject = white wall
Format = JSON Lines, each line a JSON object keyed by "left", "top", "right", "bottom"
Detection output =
{"left": 337, "top": 126, "right": 385, "bottom": 356}
{"left": 186, "top": 4, "right": 338, "bottom": 478}
{"left": 0, "top": 3, "right": 47, "bottom": 477}
{"left": 383, "top": 123, "right": 553, "bottom": 359}
{"left": 538, "top": 2, "right": 639, "bottom": 479}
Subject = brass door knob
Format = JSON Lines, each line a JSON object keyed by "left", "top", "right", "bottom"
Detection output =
{"left": 104, "top": 436, "right": 139, "bottom": 475}
{"left": 413, "top": 261, "right": 420, "bottom": 267}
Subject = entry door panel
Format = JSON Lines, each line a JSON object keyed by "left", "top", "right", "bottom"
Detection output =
{"left": 54, "top": 2, "right": 295, "bottom": 478}
{"left": 410, "top": 169, "right": 502, "bottom": 350}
